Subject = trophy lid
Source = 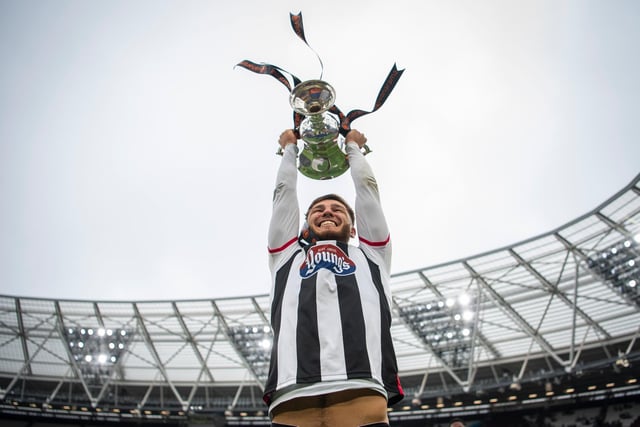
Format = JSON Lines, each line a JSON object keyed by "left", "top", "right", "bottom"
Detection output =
{"left": 289, "top": 80, "right": 336, "bottom": 115}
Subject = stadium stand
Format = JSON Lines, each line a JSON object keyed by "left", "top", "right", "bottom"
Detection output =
{"left": 1, "top": 173, "right": 639, "bottom": 426}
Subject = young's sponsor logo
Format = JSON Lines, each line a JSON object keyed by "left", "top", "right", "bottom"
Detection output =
{"left": 300, "top": 244, "right": 356, "bottom": 278}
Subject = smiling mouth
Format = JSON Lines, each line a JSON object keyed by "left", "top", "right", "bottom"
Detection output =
{"left": 319, "top": 220, "right": 337, "bottom": 227}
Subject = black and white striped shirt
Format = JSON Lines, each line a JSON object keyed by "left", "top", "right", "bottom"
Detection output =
{"left": 264, "top": 142, "right": 404, "bottom": 408}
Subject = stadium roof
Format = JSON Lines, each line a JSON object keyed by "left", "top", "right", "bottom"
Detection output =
{"left": 1, "top": 173, "right": 639, "bottom": 419}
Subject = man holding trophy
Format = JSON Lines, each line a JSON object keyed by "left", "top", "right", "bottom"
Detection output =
{"left": 265, "top": 127, "right": 404, "bottom": 427}
{"left": 237, "top": 13, "right": 406, "bottom": 424}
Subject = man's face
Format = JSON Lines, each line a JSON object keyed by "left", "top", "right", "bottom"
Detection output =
{"left": 307, "top": 199, "right": 355, "bottom": 242}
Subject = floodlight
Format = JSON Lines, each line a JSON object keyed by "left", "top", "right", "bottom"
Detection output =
{"left": 587, "top": 238, "right": 640, "bottom": 307}
{"left": 397, "top": 295, "right": 477, "bottom": 368}
{"left": 63, "top": 326, "right": 133, "bottom": 383}
{"left": 458, "top": 293, "right": 471, "bottom": 306}
{"left": 228, "top": 324, "right": 273, "bottom": 381}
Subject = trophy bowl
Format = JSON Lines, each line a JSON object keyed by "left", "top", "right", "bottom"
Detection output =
{"left": 289, "top": 80, "right": 336, "bottom": 115}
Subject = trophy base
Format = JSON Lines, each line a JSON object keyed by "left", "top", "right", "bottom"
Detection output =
{"left": 298, "top": 142, "right": 349, "bottom": 180}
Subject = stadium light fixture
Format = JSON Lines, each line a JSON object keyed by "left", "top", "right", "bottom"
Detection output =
{"left": 63, "top": 326, "right": 132, "bottom": 382}
{"left": 587, "top": 238, "right": 640, "bottom": 307}
{"left": 228, "top": 325, "right": 273, "bottom": 381}
{"left": 398, "top": 295, "right": 476, "bottom": 368}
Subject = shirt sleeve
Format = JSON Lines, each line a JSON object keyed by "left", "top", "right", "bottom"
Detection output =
{"left": 268, "top": 143, "right": 300, "bottom": 255}
{"left": 346, "top": 141, "right": 391, "bottom": 252}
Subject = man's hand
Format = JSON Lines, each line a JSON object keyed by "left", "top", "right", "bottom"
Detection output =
{"left": 279, "top": 129, "right": 298, "bottom": 149}
{"left": 345, "top": 129, "right": 367, "bottom": 149}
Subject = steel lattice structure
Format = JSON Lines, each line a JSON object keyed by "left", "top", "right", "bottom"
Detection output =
{"left": 1, "top": 173, "right": 639, "bottom": 424}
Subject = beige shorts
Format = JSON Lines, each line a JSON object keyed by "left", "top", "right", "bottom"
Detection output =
{"left": 271, "top": 388, "right": 389, "bottom": 427}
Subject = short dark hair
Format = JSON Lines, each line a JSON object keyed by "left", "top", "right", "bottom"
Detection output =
{"left": 305, "top": 193, "right": 355, "bottom": 224}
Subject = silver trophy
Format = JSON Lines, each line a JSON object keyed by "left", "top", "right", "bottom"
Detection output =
{"left": 238, "top": 13, "right": 402, "bottom": 180}
{"left": 289, "top": 80, "right": 348, "bottom": 180}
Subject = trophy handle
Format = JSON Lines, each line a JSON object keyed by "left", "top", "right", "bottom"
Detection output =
{"left": 276, "top": 138, "right": 371, "bottom": 156}
{"left": 278, "top": 140, "right": 370, "bottom": 156}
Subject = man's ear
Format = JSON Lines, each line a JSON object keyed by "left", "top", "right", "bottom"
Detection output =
{"left": 350, "top": 227, "right": 356, "bottom": 238}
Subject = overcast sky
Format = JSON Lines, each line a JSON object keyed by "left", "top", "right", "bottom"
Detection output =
{"left": 1, "top": 0, "right": 639, "bottom": 301}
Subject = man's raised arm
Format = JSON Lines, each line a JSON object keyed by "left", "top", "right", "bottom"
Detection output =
{"left": 345, "top": 130, "right": 390, "bottom": 249}
{"left": 268, "top": 130, "right": 300, "bottom": 254}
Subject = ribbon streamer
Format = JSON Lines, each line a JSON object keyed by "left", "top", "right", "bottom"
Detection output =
{"left": 289, "top": 12, "right": 325, "bottom": 80}
{"left": 236, "top": 12, "right": 404, "bottom": 136}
